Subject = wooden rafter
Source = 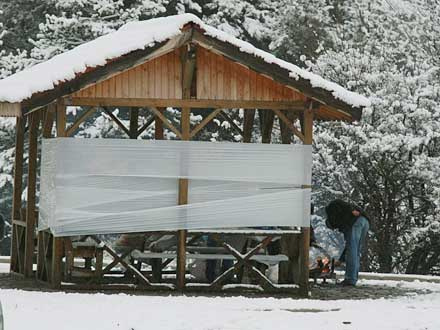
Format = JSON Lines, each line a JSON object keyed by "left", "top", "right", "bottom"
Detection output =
{"left": 103, "top": 108, "right": 131, "bottom": 137}
{"left": 218, "top": 111, "right": 244, "bottom": 137}
{"left": 190, "top": 108, "right": 223, "bottom": 138}
{"left": 65, "top": 107, "right": 97, "bottom": 137}
{"left": 273, "top": 109, "right": 304, "bottom": 142}
{"left": 149, "top": 107, "right": 182, "bottom": 139}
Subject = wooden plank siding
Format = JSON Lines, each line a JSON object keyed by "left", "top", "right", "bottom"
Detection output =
{"left": 68, "top": 45, "right": 345, "bottom": 120}
{"left": 196, "top": 47, "right": 306, "bottom": 103}
{"left": 73, "top": 49, "right": 183, "bottom": 100}
{"left": 72, "top": 46, "right": 306, "bottom": 105}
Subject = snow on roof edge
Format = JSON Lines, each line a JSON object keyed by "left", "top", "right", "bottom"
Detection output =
{"left": 0, "top": 13, "right": 370, "bottom": 110}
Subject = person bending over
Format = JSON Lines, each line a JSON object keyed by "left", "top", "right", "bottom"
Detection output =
{"left": 325, "top": 199, "right": 369, "bottom": 286}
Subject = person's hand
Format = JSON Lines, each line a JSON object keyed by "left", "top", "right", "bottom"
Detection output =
{"left": 352, "top": 209, "right": 360, "bottom": 217}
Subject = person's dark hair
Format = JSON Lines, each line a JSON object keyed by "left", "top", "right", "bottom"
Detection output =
{"left": 325, "top": 199, "right": 356, "bottom": 232}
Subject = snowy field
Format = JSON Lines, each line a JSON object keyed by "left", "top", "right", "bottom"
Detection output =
{"left": 1, "top": 262, "right": 440, "bottom": 330}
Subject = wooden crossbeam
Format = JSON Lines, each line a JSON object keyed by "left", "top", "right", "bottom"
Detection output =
{"left": 149, "top": 107, "right": 182, "bottom": 139}
{"left": 218, "top": 111, "right": 244, "bottom": 137}
{"left": 66, "top": 97, "right": 307, "bottom": 111}
{"left": 103, "top": 108, "right": 131, "bottom": 137}
{"left": 189, "top": 108, "right": 222, "bottom": 138}
{"left": 273, "top": 109, "right": 304, "bottom": 142}
{"left": 65, "top": 107, "right": 97, "bottom": 137}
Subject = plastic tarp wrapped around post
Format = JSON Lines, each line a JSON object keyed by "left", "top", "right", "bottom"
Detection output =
{"left": 39, "top": 138, "right": 312, "bottom": 236}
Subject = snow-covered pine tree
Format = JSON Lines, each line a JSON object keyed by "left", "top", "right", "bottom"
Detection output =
{"left": 309, "top": 0, "right": 440, "bottom": 273}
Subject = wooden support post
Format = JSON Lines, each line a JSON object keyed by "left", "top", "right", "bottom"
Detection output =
{"left": 43, "top": 104, "right": 56, "bottom": 138}
{"left": 24, "top": 110, "right": 40, "bottom": 277}
{"left": 176, "top": 43, "right": 196, "bottom": 290}
{"left": 150, "top": 108, "right": 165, "bottom": 282}
{"left": 37, "top": 106, "right": 56, "bottom": 280}
{"left": 51, "top": 101, "right": 66, "bottom": 288}
{"left": 258, "top": 109, "right": 275, "bottom": 143}
{"left": 129, "top": 108, "right": 139, "bottom": 139}
{"left": 298, "top": 102, "right": 313, "bottom": 295}
{"left": 177, "top": 107, "right": 190, "bottom": 290}
{"left": 243, "top": 109, "right": 255, "bottom": 143}
{"left": 10, "top": 116, "right": 25, "bottom": 273}
{"left": 279, "top": 110, "right": 298, "bottom": 284}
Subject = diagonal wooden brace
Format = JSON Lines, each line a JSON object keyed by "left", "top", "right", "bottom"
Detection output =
{"left": 90, "top": 235, "right": 151, "bottom": 286}
{"left": 209, "top": 236, "right": 273, "bottom": 289}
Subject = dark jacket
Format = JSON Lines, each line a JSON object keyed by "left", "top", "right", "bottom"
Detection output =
{"left": 325, "top": 199, "right": 369, "bottom": 233}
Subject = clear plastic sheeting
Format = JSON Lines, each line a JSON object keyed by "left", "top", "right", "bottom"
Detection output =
{"left": 39, "top": 138, "right": 312, "bottom": 237}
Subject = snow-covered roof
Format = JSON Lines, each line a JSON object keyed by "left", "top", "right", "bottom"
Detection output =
{"left": 0, "top": 14, "right": 370, "bottom": 110}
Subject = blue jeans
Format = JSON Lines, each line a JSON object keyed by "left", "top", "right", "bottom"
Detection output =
{"left": 343, "top": 216, "right": 369, "bottom": 285}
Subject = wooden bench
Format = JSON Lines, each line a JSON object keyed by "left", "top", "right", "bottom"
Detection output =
{"left": 64, "top": 240, "right": 104, "bottom": 280}
{"left": 131, "top": 250, "right": 288, "bottom": 265}
{"left": 130, "top": 228, "right": 301, "bottom": 290}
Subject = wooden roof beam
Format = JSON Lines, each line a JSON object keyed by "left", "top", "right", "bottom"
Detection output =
{"left": 65, "top": 97, "right": 307, "bottom": 111}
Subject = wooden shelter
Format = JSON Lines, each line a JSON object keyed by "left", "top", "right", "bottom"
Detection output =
{"left": 0, "top": 14, "right": 368, "bottom": 295}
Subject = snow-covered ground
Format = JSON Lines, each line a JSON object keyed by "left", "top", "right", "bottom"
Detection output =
{"left": 1, "top": 264, "right": 440, "bottom": 330}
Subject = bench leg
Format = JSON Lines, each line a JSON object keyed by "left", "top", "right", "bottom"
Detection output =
{"left": 152, "top": 258, "right": 162, "bottom": 282}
